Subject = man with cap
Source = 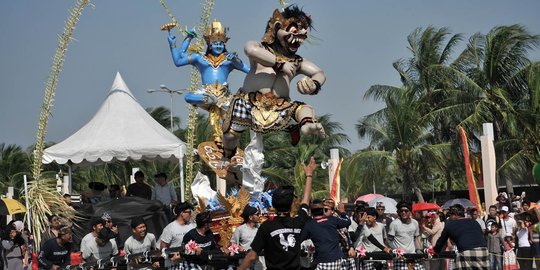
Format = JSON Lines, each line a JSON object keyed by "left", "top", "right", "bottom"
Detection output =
{"left": 387, "top": 201, "right": 424, "bottom": 270}
{"left": 38, "top": 225, "right": 72, "bottom": 270}
{"left": 152, "top": 172, "right": 178, "bottom": 222}
{"left": 101, "top": 212, "right": 121, "bottom": 249}
{"left": 159, "top": 201, "right": 196, "bottom": 270}
{"left": 375, "top": 202, "right": 393, "bottom": 233}
{"left": 238, "top": 156, "right": 316, "bottom": 270}
{"left": 181, "top": 211, "right": 222, "bottom": 269}
{"left": 420, "top": 211, "right": 444, "bottom": 270}
{"left": 300, "top": 199, "right": 351, "bottom": 269}
{"left": 322, "top": 198, "right": 356, "bottom": 270}
{"left": 79, "top": 216, "right": 104, "bottom": 258}
{"left": 500, "top": 206, "right": 516, "bottom": 237}
{"left": 124, "top": 217, "right": 159, "bottom": 269}
{"left": 434, "top": 204, "right": 488, "bottom": 270}
{"left": 230, "top": 205, "right": 263, "bottom": 270}
{"left": 81, "top": 227, "right": 119, "bottom": 263}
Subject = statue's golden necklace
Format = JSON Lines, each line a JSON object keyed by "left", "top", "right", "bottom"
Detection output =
{"left": 203, "top": 53, "right": 227, "bottom": 68}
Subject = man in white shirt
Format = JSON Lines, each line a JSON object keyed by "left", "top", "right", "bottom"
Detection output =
{"left": 152, "top": 172, "right": 178, "bottom": 221}
{"left": 500, "top": 206, "right": 516, "bottom": 236}
{"left": 81, "top": 227, "right": 119, "bottom": 263}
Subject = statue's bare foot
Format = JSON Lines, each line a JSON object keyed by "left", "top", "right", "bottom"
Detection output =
{"left": 301, "top": 122, "right": 326, "bottom": 138}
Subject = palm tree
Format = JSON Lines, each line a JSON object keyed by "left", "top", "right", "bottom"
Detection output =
{"left": 0, "top": 143, "right": 31, "bottom": 194}
{"left": 354, "top": 87, "right": 450, "bottom": 202}
{"left": 146, "top": 106, "right": 181, "bottom": 131}
{"left": 430, "top": 25, "right": 540, "bottom": 193}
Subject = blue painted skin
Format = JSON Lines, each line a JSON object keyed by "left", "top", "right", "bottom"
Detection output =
{"left": 167, "top": 28, "right": 249, "bottom": 86}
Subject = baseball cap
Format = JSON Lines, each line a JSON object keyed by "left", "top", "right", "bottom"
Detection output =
{"left": 501, "top": 206, "right": 509, "bottom": 212}
{"left": 272, "top": 186, "right": 296, "bottom": 212}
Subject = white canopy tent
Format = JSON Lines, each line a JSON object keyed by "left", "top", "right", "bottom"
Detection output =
{"left": 43, "top": 72, "right": 188, "bottom": 200}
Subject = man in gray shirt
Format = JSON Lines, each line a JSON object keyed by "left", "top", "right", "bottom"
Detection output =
{"left": 124, "top": 217, "right": 158, "bottom": 269}
{"left": 152, "top": 172, "right": 178, "bottom": 222}
{"left": 81, "top": 227, "right": 119, "bottom": 263}
{"left": 388, "top": 201, "right": 424, "bottom": 270}
{"left": 159, "top": 202, "right": 196, "bottom": 270}
{"left": 231, "top": 205, "right": 263, "bottom": 270}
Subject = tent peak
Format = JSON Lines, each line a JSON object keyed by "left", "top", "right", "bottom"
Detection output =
{"left": 110, "top": 72, "right": 134, "bottom": 97}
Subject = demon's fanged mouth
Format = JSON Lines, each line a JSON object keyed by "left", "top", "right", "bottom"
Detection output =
{"left": 286, "top": 34, "right": 306, "bottom": 52}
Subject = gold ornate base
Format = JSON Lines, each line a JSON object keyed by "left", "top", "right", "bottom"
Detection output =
{"left": 197, "top": 141, "right": 244, "bottom": 184}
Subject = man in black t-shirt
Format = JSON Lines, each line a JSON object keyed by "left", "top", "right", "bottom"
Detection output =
{"left": 126, "top": 171, "right": 152, "bottom": 200}
{"left": 181, "top": 211, "right": 220, "bottom": 269}
{"left": 238, "top": 157, "right": 316, "bottom": 270}
{"left": 483, "top": 205, "right": 501, "bottom": 233}
{"left": 38, "top": 226, "right": 72, "bottom": 270}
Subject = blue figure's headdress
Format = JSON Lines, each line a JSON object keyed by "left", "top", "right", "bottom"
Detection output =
{"left": 204, "top": 19, "right": 229, "bottom": 44}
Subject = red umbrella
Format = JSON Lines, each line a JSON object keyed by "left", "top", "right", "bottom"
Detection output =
{"left": 412, "top": 202, "right": 440, "bottom": 213}
{"left": 355, "top": 194, "right": 383, "bottom": 203}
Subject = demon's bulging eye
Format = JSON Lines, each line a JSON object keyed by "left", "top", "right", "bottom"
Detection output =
{"left": 286, "top": 23, "right": 298, "bottom": 33}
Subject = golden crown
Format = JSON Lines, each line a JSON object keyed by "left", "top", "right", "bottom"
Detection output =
{"left": 204, "top": 19, "right": 229, "bottom": 44}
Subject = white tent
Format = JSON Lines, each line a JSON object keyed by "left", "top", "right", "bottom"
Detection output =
{"left": 43, "top": 72, "right": 187, "bottom": 199}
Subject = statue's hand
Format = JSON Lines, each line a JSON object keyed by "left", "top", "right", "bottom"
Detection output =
{"left": 168, "top": 32, "right": 176, "bottom": 46}
{"left": 227, "top": 52, "right": 238, "bottom": 62}
{"left": 281, "top": 61, "right": 297, "bottom": 77}
{"left": 297, "top": 77, "right": 317, "bottom": 94}
{"left": 185, "top": 27, "right": 197, "bottom": 39}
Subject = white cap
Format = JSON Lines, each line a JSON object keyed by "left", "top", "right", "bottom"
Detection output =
{"left": 501, "top": 206, "right": 509, "bottom": 212}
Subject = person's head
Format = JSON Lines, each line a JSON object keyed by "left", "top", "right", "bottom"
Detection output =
{"left": 449, "top": 204, "right": 465, "bottom": 218}
{"left": 491, "top": 222, "right": 500, "bottom": 233}
{"left": 262, "top": 5, "right": 313, "bottom": 55}
{"left": 109, "top": 184, "right": 121, "bottom": 198}
{"left": 322, "top": 199, "right": 335, "bottom": 217}
{"left": 397, "top": 201, "right": 412, "bottom": 220}
{"left": 57, "top": 225, "right": 73, "bottom": 243}
{"left": 96, "top": 227, "right": 114, "bottom": 246}
{"left": 101, "top": 212, "right": 113, "bottom": 229}
{"left": 501, "top": 206, "right": 510, "bottom": 217}
{"left": 173, "top": 202, "right": 193, "bottom": 223}
{"left": 89, "top": 216, "right": 104, "bottom": 233}
{"left": 489, "top": 205, "right": 498, "bottom": 216}
{"left": 272, "top": 186, "right": 296, "bottom": 214}
{"left": 48, "top": 215, "right": 61, "bottom": 229}
{"left": 468, "top": 208, "right": 479, "bottom": 219}
{"left": 155, "top": 172, "right": 168, "bottom": 187}
{"left": 376, "top": 202, "right": 386, "bottom": 217}
{"left": 195, "top": 212, "right": 212, "bottom": 232}
{"left": 428, "top": 211, "right": 439, "bottom": 222}
{"left": 365, "top": 207, "right": 378, "bottom": 226}
{"left": 355, "top": 200, "right": 368, "bottom": 222}
{"left": 63, "top": 193, "right": 72, "bottom": 205}
{"left": 130, "top": 217, "right": 147, "bottom": 240}
{"left": 4, "top": 224, "right": 17, "bottom": 240}
{"left": 310, "top": 199, "right": 324, "bottom": 217}
{"left": 522, "top": 200, "right": 531, "bottom": 211}
{"left": 204, "top": 20, "right": 229, "bottom": 56}
{"left": 134, "top": 171, "right": 144, "bottom": 183}
{"left": 241, "top": 205, "right": 260, "bottom": 224}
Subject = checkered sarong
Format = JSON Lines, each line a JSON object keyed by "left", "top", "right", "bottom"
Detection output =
{"left": 455, "top": 247, "right": 489, "bottom": 270}
{"left": 392, "top": 259, "right": 425, "bottom": 270}
{"left": 315, "top": 258, "right": 345, "bottom": 270}
{"left": 224, "top": 91, "right": 302, "bottom": 134}
{"left": 362, "top": 261, "right": 388, "bottom": 270}
{"left": 341, "top": 257, "right": 356, "bottom": 270}
{"left": 181, "top": 261, "right": 204, "bottom": 270}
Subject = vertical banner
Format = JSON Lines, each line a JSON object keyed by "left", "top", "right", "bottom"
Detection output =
{"left": 459, "top": 127, "right": 481, "bottom": 210}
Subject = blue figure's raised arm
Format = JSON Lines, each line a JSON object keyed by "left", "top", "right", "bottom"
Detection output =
{"left": 168, "top": 28, "right": 200, "bottom": 67}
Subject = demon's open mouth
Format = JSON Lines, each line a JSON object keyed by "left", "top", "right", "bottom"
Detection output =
{"left": 286, "top": 34, "right": 306, "bottom": 52}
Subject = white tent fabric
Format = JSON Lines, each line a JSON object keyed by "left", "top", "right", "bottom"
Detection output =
{"left": 43, "top": 72, "right": 186, "bottom": 165}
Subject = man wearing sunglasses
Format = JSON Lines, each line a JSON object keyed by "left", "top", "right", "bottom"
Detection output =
{"left": 323, "top": 199, "right": 356, "bottom": 270}
{"left": 388, "top": 202, "right": 424, "bottom": 270}
{"left": 300, "top": 199, "right": 351, "bottom": 269}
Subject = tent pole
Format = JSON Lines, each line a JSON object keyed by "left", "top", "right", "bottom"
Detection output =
{"left": 179, "top": 157, "right": 185, "bottom": 202}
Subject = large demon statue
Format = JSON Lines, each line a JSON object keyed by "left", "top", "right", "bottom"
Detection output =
{"left": 222, "top": 5, "right": 326, "bottom": 160}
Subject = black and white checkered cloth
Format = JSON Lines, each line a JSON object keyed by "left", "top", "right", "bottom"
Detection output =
{"left": 180, "top": 261, "right": 204, "bottom": 270}
{"left": 231, "top": 97, "right": 294, "bottom": 130}
{"left": 341, "top": 257, "right": 356, "bottom": 270}
{"left": 392, "top": 259, "right": 425, "bottom": 270}
{"left": 361, "top": 261, "right": 388, "bottom": 270}
{"left": 315, "top": 258, "right": 345, "bottom": 270}
{"left": 455, "top": 247, "right": 489, "bottom": 270}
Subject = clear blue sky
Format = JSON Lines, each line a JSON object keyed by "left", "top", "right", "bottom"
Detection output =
{"left": 1, "top": 0, "right": 539, "bottom": 152}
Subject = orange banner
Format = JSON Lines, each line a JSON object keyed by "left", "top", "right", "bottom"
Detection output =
{"left": 460, "top": 127, "right": 481, "bottom": 210}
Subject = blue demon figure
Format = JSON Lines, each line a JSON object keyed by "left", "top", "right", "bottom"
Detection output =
{"left": 166, "top": 20, "right": 249, "bottom": 146}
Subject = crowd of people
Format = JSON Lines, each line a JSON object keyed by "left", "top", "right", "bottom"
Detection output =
{"left": 2, "top": 162, "right": 540, "bottom": 270}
